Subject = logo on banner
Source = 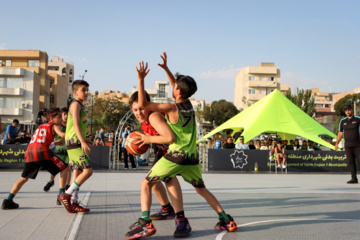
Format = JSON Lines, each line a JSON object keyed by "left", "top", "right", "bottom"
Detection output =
{"left": 230, "top": 150, "right": 248, "bottom": 168}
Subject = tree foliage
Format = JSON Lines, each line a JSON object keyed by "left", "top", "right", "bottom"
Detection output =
{"left": 90, "top": 97, "right": 134, "bottom": 134}
{"left": 203, "top": 99, "right": 239, "bottom": 126}
{"left": 333, "top": 93, "right": 360, "bottom": 117}
{"left": 285, "top": 88, "right": 315, "bottom": 117}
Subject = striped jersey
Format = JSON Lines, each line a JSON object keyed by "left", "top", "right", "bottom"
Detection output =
{"left": 25, "top": 122, "right": 56, "bottom": 162}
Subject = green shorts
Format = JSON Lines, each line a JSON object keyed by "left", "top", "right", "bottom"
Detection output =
{"left": 67, "top": 148, "right": 91, "bottom": 170}
{"left": 146, "top": 157, "right": 205, "bottom": 188}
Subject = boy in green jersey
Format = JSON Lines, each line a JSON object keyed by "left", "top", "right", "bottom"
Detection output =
{"left": 58, "top": 80, "right": 93, "bottom": 213}
{"left": 125, "top": 54, "right": 237, "bottom": 240}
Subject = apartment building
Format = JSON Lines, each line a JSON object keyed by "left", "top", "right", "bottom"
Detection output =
{"left": 48, "top": 56, "right": 75, "bottom": 97}
{"left": 49, "top": 73, "right": 68, "bottom": 109}
{"left": 234, "top": 62, "right": 281, "bottom": 110}
{"left": 131, "top": 81, "right": 173, "bottom": 104}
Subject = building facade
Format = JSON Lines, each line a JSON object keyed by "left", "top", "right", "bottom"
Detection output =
{"left": 49, "top": 73, "right": 68, "bottom": 109}
{"left": 234, "top": 62, "right": 281, "bottom": 110}
{"left": 131, "top": 81, "right": 173, "bottom": 104}
{"left": 48, "top": 56, "right": 75, "bottom": 98}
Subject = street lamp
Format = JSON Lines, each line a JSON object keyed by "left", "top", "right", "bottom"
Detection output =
{"left": 90, "top": 91, "right": 98, "bottom": 135}
{"left": 80, "top": 70, "right": 87, "bottom": 80}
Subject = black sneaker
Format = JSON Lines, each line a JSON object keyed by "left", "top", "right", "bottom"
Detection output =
{"left": 150, "top": 206, "right": 175, "bottom": 220}
{"left": 215, "top": 214, "right": 238, "bottom": 232}
{"left": 1, "top": 199, "right": 19, "bottom": 210}
{"left": 347, "top": 179, "right": 358, "bottom": 184}
{"left": 174, "top": 217, "right": 191, "bottom": 238}
{"left": 43, "top": 181, "right": 55, "bottom": 192}
{"left": 56, "top": 195, "right": 61, "bottom": 205}
{"left": 125, "top": 218, "right": 156, "bottom": 239}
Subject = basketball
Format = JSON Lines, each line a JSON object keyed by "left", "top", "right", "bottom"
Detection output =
{"left": 125, "top": 131, "right": 150, "bottom": 156}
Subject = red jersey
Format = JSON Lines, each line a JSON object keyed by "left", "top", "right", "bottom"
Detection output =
{"left": 141, "top": 121, "right": 169, "bottom": 155}
{"left": 25, "top": 122, "right": 57, "bottom": 162}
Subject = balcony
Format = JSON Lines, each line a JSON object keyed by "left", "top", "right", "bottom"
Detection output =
{"left": 0, "top": 108, "right": 23, "bottom": 115}
{"left": 0, "top": 68, "right": 25, "bottom": 76}
{"left": 248, "top": 81, "right": 278, "bottom": 88}
{"left": 0, "top": 88, "right": 24, "bottom": 96}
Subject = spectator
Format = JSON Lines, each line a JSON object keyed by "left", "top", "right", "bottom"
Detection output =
{"left": 301, "top": 140, "right": 308, "bottom": 150}
{"left": 275, "top": 140, "right": 287, "bottom": 169}
{"left": 260, "top": 140, "right": 268, "bottom": 150}
{"left": 121, "top": 126, "right": 136, "bottom": 169}
{"left": 222, "top": 137, "right": 235, "bottom": 149}
{"left": 109, "top": 130, "right": 114, "bottom": 144}
{"left": 18, "top": 131, "right": 31, "bottom": 144}
{"left": 223, "top": 131, "right": 232, "bottom": 146}
{"left": 299, "top": 137, "right": 303, "bottom": 146}
{"left": 3, "top": 119, "right": 19, "bottom": 144}
{"left": 294, "top": 140, "right": 300, "bottom": 150}
{"left": 268, "top": 136, "right": 273, "bottom": 142}
{"left": 98, "top": 127, "right": 106, "bottom": 145}
{"left": 212, "top": 133, "right": 223, "bottom": 149}
{"left": 235, "top": 136, "right": 249, "bottom": 150}
{"left": 283, "top": 140, "right": 288, "bottom": 149}
{"left": 94, "top": 137, "right": 103, "bottom": 146}
{"left": 255, "top": 140, "right": 261, "bottom": 150}
{"left": 88, "top": 135, "right": 95, "bottom": 144}
{"left": 248, "top": 140, "right": 256, "bottom": 150}
{"left": 269, "top": 139, "right": 277, "bottom": 150}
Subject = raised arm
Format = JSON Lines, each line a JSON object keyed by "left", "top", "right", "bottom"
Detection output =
{"left": 158, "top": 52, "right": 176, "bottom": 88}
{"left": 136, "top": 61, "right": 177, "bottom": 115}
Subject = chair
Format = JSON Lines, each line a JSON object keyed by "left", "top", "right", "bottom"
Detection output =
{"left": 269, "top": 149, "right": 287, "bottom": 173}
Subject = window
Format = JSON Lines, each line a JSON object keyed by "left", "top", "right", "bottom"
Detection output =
{"left": 50, "top": 80, "right": 54, "bottom": 88}
{"left": 259, "top": 90, "right": 265, "bottom": 95}
{"left": 0, "top": 97, "right": 4, "bottom": 108}
{"left": 260, "top": 77, "right": 264, "bottom": 81}
{"left": 62, "top": 68, "right": 66, "bottom": 75}
{"left": 267, "top": 90, "right": 272, "bottom": 94}
{"left": 5, "top": 98, "right": 21, "bottom": 108}
{"left": 248, "top": 102, "right": 254, "bottom": 106}
{"left": 249, "top": 89, "right": 256, "bottom": 94}
{"left": 0, "top": 78, "right": 5, "bottom": 88}
{"left": 28, "top": 60, "right": 40, "bottom": 67}
{"left": 50, "top": 94, "right": 54, "bottom": 104}
{"left": 7, "top": 78, "right": 23, "bottom": 88}
{"left": 69, "top": 77, "right": 72, "bottom": 83}
{"left": 5, "top": 60, "right": 11, "bottom": 67}
{"left": 159, "top": 84, "right": 166, "bottom": 98}
{"left": 249, "top": 76, "right": 256, "bottom": 81}
{"left": 268, "top": 77, "right": 274, "bottom": 81}
{"left": 69, "top": 69, "right": 73, "bottom": 75}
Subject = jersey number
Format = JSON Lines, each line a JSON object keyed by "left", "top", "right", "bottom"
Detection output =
{"left": 181, "top": 115, "right": 192, "bottom": 128}
{"left": 30, "top": 128, "right": 47, "bottom": 144}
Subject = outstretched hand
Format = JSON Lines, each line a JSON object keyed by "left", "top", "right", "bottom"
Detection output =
{"left": 158, "top": 52, "right": 168, "bottom": 69}
{"left": 136, "top": 61, "right": 150, "bottom": 81}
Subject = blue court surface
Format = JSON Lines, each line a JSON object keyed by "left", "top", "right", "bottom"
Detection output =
{"left": 0, "top": 169, "right": 359, "bottom": 240}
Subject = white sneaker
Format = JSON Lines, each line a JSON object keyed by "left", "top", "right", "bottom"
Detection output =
{"left": 282, "top": 165, "right": 286, "bottom": 169}
{"left": 277, "top": 165, "right": 281, "bottom": 168}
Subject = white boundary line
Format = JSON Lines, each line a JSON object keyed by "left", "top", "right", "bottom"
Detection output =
{"left": 67, "top": 192, "right": 91, "bottom": 240}
{"left": 216, "top": 218, "right": 360, "bottom": 240}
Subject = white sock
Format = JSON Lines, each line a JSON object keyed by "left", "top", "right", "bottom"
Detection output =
{"left": 65, "top": 182, "right": 80, "bottom": 196}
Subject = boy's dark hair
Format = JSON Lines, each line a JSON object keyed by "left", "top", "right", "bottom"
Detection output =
{"left": 72, "top": 80, "right": 89, "bottom": 91}
{"left": 95, "top": 137, "right": 101, "bottom": 140}
{"left": 61, "top": 107, "right": 68, "bottom": 113}
{"left": 47, "top": 108, "right": 61, "bottom": 119}
{"left": 129, "top": 91, "right": 151, "bottom": 107}
{"left": 13, "top": 119, "right": 19, "bottom": 124}
{"left": 175, "top": 73, "right": 197, "bottom": 99}
{"left": 100, "top": 126, "right": 105, "bottom": 130}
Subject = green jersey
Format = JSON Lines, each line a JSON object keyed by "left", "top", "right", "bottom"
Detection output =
{"left": 66, "top": 100, "right": 88, "bottom": 150}
{"left": 164, "top": 99, "right": 198, "bottom": 165}
{"left": 54, "top": 124, "right": 68, "bottom": 161}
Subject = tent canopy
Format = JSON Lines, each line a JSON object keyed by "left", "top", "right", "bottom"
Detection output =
{"left": 197, "top": 89, "right": 337, "bottom": 150}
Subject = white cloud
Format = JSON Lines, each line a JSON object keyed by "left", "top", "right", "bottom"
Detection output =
{"left": 195, "top": 65, "right": 241, "bottom": 80}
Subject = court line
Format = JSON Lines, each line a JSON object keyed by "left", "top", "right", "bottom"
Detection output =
{"left": 216, "top": 218, "right": 360, "bottom": 240}
{"left": 67, "top": 191, "right": 91, "bottom": 240}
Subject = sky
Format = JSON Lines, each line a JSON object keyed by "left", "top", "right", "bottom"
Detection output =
{"left": 2, "top": 0, "right": 359, "bottom": 104}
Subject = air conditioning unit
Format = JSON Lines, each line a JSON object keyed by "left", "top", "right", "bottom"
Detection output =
{"left": 21, "top": 103, "right": 28, "bottom": 109}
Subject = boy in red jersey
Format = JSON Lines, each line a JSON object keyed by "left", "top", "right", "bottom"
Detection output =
{"left": 129, "top": 91, "right": 178, "bottom": 221}
{"left": 1, "top": 108, "right": 68, "bottom": 210}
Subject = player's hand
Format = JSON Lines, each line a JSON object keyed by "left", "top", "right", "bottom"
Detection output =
{"left": 134, "top": 132, "right": 151, "bottom": 147}
{"left": 334, "top": 144, "right": 338, "bottom": 151}
{"left": 54, "top": 139, "right": 65, "bottom": 146}
{"left": 158, "top": 52, "right": 168, "bottom": 69}
{"left": 136, "top": 61, "right": 150, "bottom": 81}
{"left": 81, "top": 140, "right": 91, "bottom": 155}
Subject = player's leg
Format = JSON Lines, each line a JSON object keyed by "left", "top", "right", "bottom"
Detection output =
{"left": 44, "top": 174, "right": 55, "bottom": 192}
{"left": 183, "top": 164, "right": 237, "bottom": 232}
{"left": 150, "top": 182, "right": 175, "bottom": 220}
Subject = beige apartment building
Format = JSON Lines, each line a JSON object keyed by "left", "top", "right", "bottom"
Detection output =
{"left": 234, "top": 62, "right": 281, "bottom": 110}
{"left": 0, "top": 50, "right": 50, "bottom": 110}
{"left": 49, "top": 74, "right": 68, "bottom": 109}
{"left": 48, "top": 56, "right": 75, "bottom": 97}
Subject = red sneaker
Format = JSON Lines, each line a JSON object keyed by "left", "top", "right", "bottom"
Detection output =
{"left": 72, "top": 202, "right": 90, "bottom": 213}
{"left": 58, "top": 193, "right": 74, "bottom": 213}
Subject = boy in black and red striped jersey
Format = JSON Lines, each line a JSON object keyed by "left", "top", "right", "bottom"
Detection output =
{"left": 1, "top": 108, "right": 68, "bottom": 210}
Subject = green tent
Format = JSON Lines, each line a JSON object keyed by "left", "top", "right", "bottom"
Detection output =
{"left": 197, "top": 89, "right": 337, "bottom": 150}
